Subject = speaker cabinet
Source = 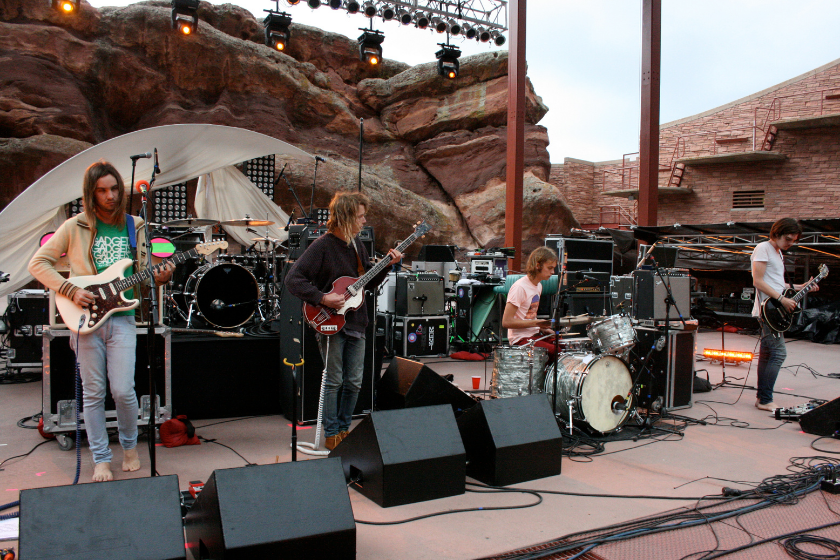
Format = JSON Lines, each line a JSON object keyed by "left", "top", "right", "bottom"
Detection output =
{"left": 457, "top": 394, "right": 563, "bottom": 486}
{"left": 329, "top": 405, "right": 466, "bottom": 507}
{"left": 632, "top": 327, "right": 695, "bottom": 411}
{"left": 20, "top": 475, "right": 185, "bottom": 560}
{"left": 633, "top": 271, "right": 691, "bottom": 321}
{"left": 799, "top": 396, "right": 840, "bottom": 436}
{"left": 395, "top": 272, "right": 445, "bottom": 316}
{"left": 376, "top": 357, "right": 477, "bottom": 416}
{"left": 184, "top": 459, "right": 355, "bottom": 560}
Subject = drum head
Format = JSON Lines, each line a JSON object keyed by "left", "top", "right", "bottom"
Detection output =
{"left": 191, "top": 263, "right": 258, "bottom": 328}
{"left": 579, "top": 355, "right": 632, "bottom": 434}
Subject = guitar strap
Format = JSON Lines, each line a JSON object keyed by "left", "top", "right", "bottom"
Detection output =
{"left": 353, "top": 238, "right": 365, "bottom": 276}
{"left": 126, "top": 214, "right": 137, "bottom": 259}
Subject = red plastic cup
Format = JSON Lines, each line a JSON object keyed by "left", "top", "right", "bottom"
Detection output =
{"left": 471, "top": 376, "right": 481, "bottom": 390}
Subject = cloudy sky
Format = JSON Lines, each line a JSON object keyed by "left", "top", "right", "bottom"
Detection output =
{"left": 87, "top": 0, "right": 840, "bottom": 164}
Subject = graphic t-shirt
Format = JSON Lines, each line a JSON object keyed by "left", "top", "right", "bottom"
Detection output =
{"left": 93, "top": 219, "right": 134, "bottom": 316}
{"left": 506, "top": 275, "right": 542, "bottom": 345}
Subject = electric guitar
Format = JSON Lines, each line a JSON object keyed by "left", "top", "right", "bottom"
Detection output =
{"left": 303, "top": 221, "right": 431, "bottom": 335}
{"left": 760, "top": 263, "right": 828, "bottom": 333}
{"left": 56, "top": 241, "right": 227, "bottom": 334}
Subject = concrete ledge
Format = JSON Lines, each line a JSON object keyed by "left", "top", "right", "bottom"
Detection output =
{"left": 772, "top": 113, "right": 840, "bottom": 130}
{"left": 678, "top": 151, "right": 788, "bottom": 165}
{"left": 602, "top": 187, "right": 693, "bottom": 199}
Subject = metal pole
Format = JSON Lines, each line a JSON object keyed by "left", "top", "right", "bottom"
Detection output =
{"left": 638, "top": 0, "right": 661, "bottom": 227}
{"left": 504, "top": 0, "right": 526, "bottom": 271}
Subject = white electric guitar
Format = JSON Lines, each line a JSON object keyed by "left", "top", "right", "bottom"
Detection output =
{"left": 56, "top": 241, "right": 227, "bottom": 334}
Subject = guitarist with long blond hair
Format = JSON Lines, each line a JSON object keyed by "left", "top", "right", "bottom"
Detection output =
{"left": 29, "top": 160, "right": 173, "bottom": 481}
{"left": 285, "top": 191, "right": 401, "bottom": 450}
{"left": 751, "top": 218, "right": 817, "bottom": 411}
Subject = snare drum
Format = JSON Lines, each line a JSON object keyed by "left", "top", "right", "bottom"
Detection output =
{"left": 544, "top": 353, "right": 632, "bottom": 434}
{"left": 491, "top": 345, "right": 549, "bottom": 398}
{"left": 587, "top": 315, "right": 636, "bottom": 355}
{"left": 185, "top": 262, "right": 258, "bottom": 329}
{"left": 559, "top": 337, "right": 593, "bottom": 353}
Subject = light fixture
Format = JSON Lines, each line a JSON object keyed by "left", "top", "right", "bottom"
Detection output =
{"left": 380, "top": 4, "right": 395, "bottom": 21}
{"left": 396, "top": 7, "right": 412, "bottom": 25}
{"left": 171, "top": 0, "right": 199, "bottom": 35}
{"left": 461, "top": 22, "right": 476, "bottom": 39}
{"left": 703, "top": 349, "right": 754, "bottom": 364}
{"left": 328, "top": 0, "right": 342, "bottom": 8}
{"left": 476, "top": 26, "right": 491, "bottom": 42}
{"left": 430, "top": 16, "right": 447, "bottom": 33}
{"left": 286, "top": 0, "right": 301, "bottom": 5}
{"left": 357, "top": 29, "right": 384, "bottom": 65}
{"left": 490, "top": 30, "right": 505, "bottom": 46}
{"left": 447, "top": 19, "right": 461, "bottom": 36}
{"left": 264, "top": 12, "right": 292, "bottom": 51}
{"left": 436, "top": 43, "right": 460, "bottom": 79}
{"left": 413, "top": 11, "right": 429, "bottom": 29}
{"left": 306, "top": 0, "right": 321, "bottom": 8}
{"left": 362, "top": 0, "right": 376, "bottom": 17}
{"left": 52, "top": 0, "right": 79, "bottom": 14}
{"left": 345, "top": 0, "right": 360, "bottom": 13}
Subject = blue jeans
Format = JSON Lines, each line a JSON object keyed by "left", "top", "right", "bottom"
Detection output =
{"left": 70, "top": 315, "right": 138, "bottom": 464}
{"left": 756, "top": 319, "right": 786, "bottom": 405}
{"left": 318, "top": 332, "right": 365, "bottom": 437}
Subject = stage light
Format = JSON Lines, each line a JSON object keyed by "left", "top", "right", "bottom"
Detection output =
{"left": 286, "top": 0, "right": 301, "bottom": 4}
{"left": 476, "top": 26, "right": 491, "bottom": 42}
{"left": 436, "top": 43, "right": 460, "bottom": 79}
{"left": 380, "top": 4, "right": 395, "bottom": 21}
{"left": 171, "top": 0, "right": 199, "bottom": 35}
{"left": 362, "top": 0, "right": 376, "bottom": 17}
{"left": 358, "top": 29, "right": 384, "bottom": 66}
{"left": 430, "top": 16, "right": 447, "bottom": 33}
{"left": 396, "top": 7, "right": 412, "bottom": 25}
{"left": 345, "top": 0, "right": 360, "bottom": 13}
{"left": 264, "top": 12, "right": 292, "bottom": 51}
{"left": 306, "top": 0, "right": 321, "bottom": 8}
{"left": 490, "top": 30, "right": 505, "bottom": 46}
{"left": 462, "top": 22, "right": 476, "bottom": 39}
{"left": 413, "top": 11, "right": 429, "bottom": 29}
{"left": 703, "top": 348, "right": 754, "bottom": 364}
{"left": 328, "top": 0, "right": 342, "bottom": 8}
{"left": 52, "top": 0, "right": 79, "bottom": 14}
{"left": 447, "top": 19, "right": 461, "bottom": 36}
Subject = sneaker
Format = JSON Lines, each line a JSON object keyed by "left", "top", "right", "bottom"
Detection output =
{"left": 755, "top": 400, "right": 776, "bottom": 411}
{"left": 338, "top": 430, "right": 349, "bottom": 441}
{"left": 325, "top": 435, "right": 342, "bottom": 451}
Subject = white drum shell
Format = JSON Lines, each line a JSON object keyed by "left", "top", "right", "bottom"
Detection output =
{"left": 491, "top": 346, "right": 549, "bottom": 399}
{"left": 587, "top": 315, "right": 636, "bottom": 355}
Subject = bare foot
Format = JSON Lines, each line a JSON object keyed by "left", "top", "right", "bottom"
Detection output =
{"left": 93, "top": 462, "right": 113, "bottom": 482}
{"left": 122, "top": 447, "right": 141, "bottom": 472}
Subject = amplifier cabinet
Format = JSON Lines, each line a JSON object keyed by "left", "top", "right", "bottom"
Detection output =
{"left": 395, "top": 272, "right": 445, "bottom": 316}
{"left": 5, "top": 289, "right": 49, "bottom": 367}
{"left": 633, "top": 271, "right": 691, "bottom": 321}
{"left": 545, "top": 237, "right": 613, "bottom": 292}
{"left": 610, "top": 275, "right": 634, "bottom": 315}
{"left": 632, "top": 327, "right": 694, "bottom": 411}
{"left": 41, "top": 326, "right": 172, "bottom": 435}
{"left": 394, "top": 316, "right": 449, "bottom": 357}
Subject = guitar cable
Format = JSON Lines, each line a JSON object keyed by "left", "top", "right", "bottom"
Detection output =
{"left": 72, "top": 314, "right": 84, "bottom": 485}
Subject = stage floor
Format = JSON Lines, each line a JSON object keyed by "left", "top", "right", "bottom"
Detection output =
{"left": 2, "top": 330, "right": 840, "bottom": 559}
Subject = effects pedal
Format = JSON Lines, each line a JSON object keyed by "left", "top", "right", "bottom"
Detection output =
{"left": 774, "top": 400, "right": 827, "bottom": 421}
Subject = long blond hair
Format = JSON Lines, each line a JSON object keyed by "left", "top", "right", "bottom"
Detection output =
{"left": 327, "top": 191, "right": 370, "bottom": 245}
{"left": 82, "top": 160, "right": 127, "bottom": 228}
{"left": 525, "top": 246, "right": 558, "bottom": 279}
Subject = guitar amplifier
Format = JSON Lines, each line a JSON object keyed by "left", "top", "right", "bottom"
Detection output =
{"left": 609, "top": 275, "right": 634, "bottom": 315}
{"left": 632, "top": 327, "right": 694, "bottom": 411}
{"left": 394, "top": 316, "right": 449, "bottom": 357}
{"left": 395, "top": 272, "right": 445, "bottom": 316}
{"left": 633, "top": 270, "right": 691, "bottom": 321}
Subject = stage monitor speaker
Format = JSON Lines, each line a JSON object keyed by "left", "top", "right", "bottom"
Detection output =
{"left": 20, "top": 475, "right": 185, "bottom": 560}
{"left": 457, "top": 394, "right": 562, "bottom": 486}
{"left": 184, "top": 459, "right": 355, "bottom": 560}
{"left": 799, "top": 396, "right": 840, "bottom": 437}
{"left": 376, "top": 357, "right": 477, "bottom": 416}
{"left": 329, "top": 405, "right": 466, "bottom": 507}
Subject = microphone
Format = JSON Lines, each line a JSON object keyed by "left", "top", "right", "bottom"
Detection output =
{"left": 284, "top": 208, "right": 295, "bottom": 231}
{"left": 278, "top": 162, "right": 288, "bottom": 178}
{"left": 211, "top": 299, "right": 225, "bottom": 311}
{"left": 135, "top": 180, "right": 150, "bottom": 194}
{"left": 153, "top": 148, "right": 161, "bottom": 174}
{"left": 612, "top": 400, "right": 629, "bottom": 413}
{"left": 130, "top": 152, "right": 152, "bottom": 160}
{"left": 315, "top": 156, "right": 326, "bottom": 163}
{"left": 639, "top": 242, "right": 658, "bottom": 267}
{"left": 412, "top": 295, "right": 428, "bottom": 302}
{"left": 575, "top": 271, "right": 601, "bottom": 283}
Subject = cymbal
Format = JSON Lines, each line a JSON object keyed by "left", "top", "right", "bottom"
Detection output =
{"left": 251, "top": 236, "right": 282, "bottom": 243}
{"left": 221, "top": 218, "right": 275, "bottom": 227}
{"left": 555, "top": 314, "right": 597, "bottom": 326}
{"left": 162, "top": 218, "right": 219, "bottom": 227}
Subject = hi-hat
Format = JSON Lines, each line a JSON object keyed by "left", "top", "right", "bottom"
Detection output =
{"left": 162, "top": 218, "right": 219, "bottom": 227}
{"left": 555, "top": 314, "right": 597, "bottom": 326}
{"left": 251, "top": 236, "right": 282, "bottom": 243}
{"left": 221, "top": 218, "right": 275, "bottom": 227}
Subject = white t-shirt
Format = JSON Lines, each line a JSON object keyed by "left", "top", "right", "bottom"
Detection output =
{"left": 506, "top": 275, "right": 542, "bottom": 344}
{"left": 751, "top": 240, "right": 787, "bottom": 317}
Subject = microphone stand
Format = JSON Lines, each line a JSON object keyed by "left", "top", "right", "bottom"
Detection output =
{"left": 358, "top": 118, "right": 364, "bottom": 192}
{"left": 548, "top": 268, "right": 569, "bottom": 418}
{"left": 278, "top": 166, "right": 309, "bottom": 222}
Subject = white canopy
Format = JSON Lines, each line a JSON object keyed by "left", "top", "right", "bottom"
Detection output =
{"left": 0, "top": 124, "right": 313, "bottom": 297}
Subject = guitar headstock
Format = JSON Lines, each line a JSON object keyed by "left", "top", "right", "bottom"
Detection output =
{"left": 818, "top": 263, "right": 829, "bottom": 279}
{"left": 414, "top": 220, "right": 431, "bottom": 239}
{"left": 195, "top": 241, "right": 229, "bottom": 256}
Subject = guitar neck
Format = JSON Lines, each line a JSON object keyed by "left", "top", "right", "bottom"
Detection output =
{"left": 790, "top": 276, "right": 823, "bottom": 304}
{"left": 114, "top": 249, "right": 198, "bottom": 292}
{"left": 351, "top": 232, "right": 418, "bottom": 292}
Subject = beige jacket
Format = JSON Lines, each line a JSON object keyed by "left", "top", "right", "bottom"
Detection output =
{"left": 28, "top": 213, "right": 152, "bottom": 300}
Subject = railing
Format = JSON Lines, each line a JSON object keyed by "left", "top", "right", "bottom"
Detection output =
{"left": 602, "top": 165, "right": 638, "bottom": 192}
{"left": 600, "top": 204, "right": 637, "bottom": 227}
{"left": 755, "top": 87, "right": 840, "bottom": 133}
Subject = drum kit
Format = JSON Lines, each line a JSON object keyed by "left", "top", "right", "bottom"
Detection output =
{"left": 152, "top": 217, "right": 286, "bottom": 330}
{"left": 491, "top": 313, "right": 641, "bottom": 436}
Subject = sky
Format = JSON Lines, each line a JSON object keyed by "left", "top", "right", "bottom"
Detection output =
{"left": 86, "top": 0, "right": 840, "bottom": 164}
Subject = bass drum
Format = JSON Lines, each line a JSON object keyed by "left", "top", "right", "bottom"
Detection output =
{"left": 544, "top": 353, "right": 632, "bottom": 434}
{"left": 185, "top": 263, "right": 258, "bottom": 329}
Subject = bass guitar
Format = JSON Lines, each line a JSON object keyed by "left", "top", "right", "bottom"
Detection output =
{"left": 303, "top": 221, "right": 431, "bottom": 335}
{"left": 56, "top": 241, "right": 227, "bottom": 334}
{"left": 760, "top": 263, "right": 828, "bottom": 333}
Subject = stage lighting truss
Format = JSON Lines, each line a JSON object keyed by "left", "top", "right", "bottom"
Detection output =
{"left": 264, "top": 11, "right": 293, "bottom": 51}
{"left": 171, "top": 0, "right": 199, "bottom": 35}
{"left": 243, "top": 155, "right": 276, "bottom": 199}
{"left": 435, "top": 43, "right": 460, "bottom": 79}
{"left": 358, "top": 29, "right": 385, "bottom": 65}
{"left": 703, "top": 348, "right": 754, "bottom": 365}
{"left": 153, "top": 183, "right": 189, "bottom": 224}
{"left": 52, "top": 0, "right": 79, "bottom": 14}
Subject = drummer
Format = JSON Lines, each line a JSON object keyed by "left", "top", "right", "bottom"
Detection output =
{"left": 502, "top": 247, "right": 558, "bottom": 355}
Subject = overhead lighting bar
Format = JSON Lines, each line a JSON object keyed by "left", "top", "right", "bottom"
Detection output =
{"left": 171, "top": 0, "right": 199, "bottom": 35}
{"left": 264, "top": 11, "right": 292, "bottom": 51}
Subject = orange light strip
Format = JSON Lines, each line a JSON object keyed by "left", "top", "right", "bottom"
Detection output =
{"left": 703, "top": 348, "right": 754, "bottom": 361}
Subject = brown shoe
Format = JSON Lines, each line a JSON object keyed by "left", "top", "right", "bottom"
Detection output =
{"left": 325, "top": 435, "right": 342, "bottom": 451}
{"left": 338, "top": 430, "right": 349, "bottom": 441}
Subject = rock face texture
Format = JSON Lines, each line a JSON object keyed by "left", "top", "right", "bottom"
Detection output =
{"left": 0, "top": 0, "right": 577, "bottom": 256}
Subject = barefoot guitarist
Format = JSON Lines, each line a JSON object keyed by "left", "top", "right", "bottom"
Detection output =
{"left": 285, "top": 191, "right": 401, "bottom": 450}
{"left": 29, "top": 160, "right": 173, "bottom": 481}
